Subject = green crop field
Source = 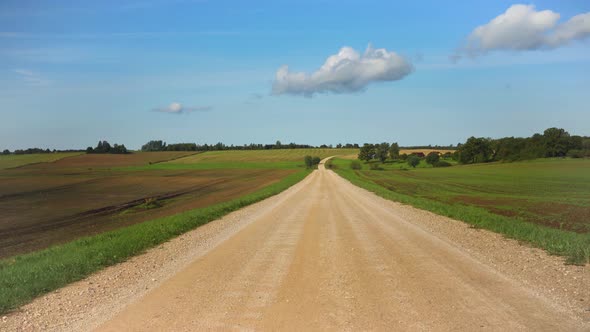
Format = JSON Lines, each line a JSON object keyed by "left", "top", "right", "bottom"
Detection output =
{"left": 169, "top": 148, "right": 358, "bottom": 164}
{"left": 120, "top": 148, "right": 359, "bottom": 171}
{"left": 0, "top": 153, "right": 82, "bottom": 170}
{"left": 331, "top": 158, "right": 590, "bottom": 264}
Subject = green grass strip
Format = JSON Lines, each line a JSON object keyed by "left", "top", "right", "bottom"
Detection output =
{"left": 0, "top": 169, "right": 310, "bottom": 314}
{"left": 332, "top": 161, "right": 589, "bottom": 265}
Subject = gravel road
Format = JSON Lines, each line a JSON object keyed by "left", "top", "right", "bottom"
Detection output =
{"left": 4, "top": 160, "right": 589, "bottom": 331}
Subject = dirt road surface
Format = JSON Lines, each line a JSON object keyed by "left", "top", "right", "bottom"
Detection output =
{"left": 4, "top": 160, "right": 589, "bottom": 331}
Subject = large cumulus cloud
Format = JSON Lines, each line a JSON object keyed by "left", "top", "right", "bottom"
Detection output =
{"left": 272, "top": 44, "right": 413, "bottom": 97}
{"left": 454, "top": 4, "right": 590, "bottom": 59}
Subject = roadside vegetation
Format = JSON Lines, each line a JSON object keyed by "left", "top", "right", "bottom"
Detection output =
{"left": 304, "top": 155, "right": 321, "bottom": 169}
{"left": 331, "top": 158, "right": 590, "bottom": 265}
{"left": 0, "top": 169, "right": 310, "bottom": 314}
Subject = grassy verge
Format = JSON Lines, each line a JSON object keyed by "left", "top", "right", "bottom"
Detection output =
{"left": 0, "top": 169, "right": 310, "bottom": 314}
{"left": 331, "top": 159, "right": 589, "bottom": 265}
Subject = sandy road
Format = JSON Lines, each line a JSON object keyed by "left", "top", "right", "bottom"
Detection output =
{"left": 90, "top": 161, "right": 587, "bottom": 331}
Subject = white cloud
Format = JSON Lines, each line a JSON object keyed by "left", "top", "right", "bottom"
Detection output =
{"left": 153, "top": 102, "right": 212, "bottom": 114}
{"left": 272, "top": 44, "right": 413, "bottom": 97}
{"left": 12, "top": 68, "right": 50, "bottom": 85}
{"left": 454, "top": 4, "right": 590, "bottom": 59}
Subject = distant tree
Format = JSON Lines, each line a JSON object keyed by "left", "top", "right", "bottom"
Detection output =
{"left": 214, "top": 142, "right": 225, "bottom": 150}
{"left": 304, "top": 155, "right": 313, "bottom": 168}
{"left": 358, "top": 143, "right": 375, "bottom": 162}
{"left": 400, "top": 153, "right": 408, "bottom": 160}
{"left": 543, "top": 127, "right": 571, "bottom": 157}
{"left": 111, "top": 144, "right": 128, "bottom": 154}
{"left": 87, "top": 140, "right": 128, "bottom": 154}
{"left": 142, "top": 140, "right": 166, "bottom": 152}
{"left": 166, "top": 143, "right": 197, "bottom": 151}
{"left": 336, "top": 143, "right": 342, "bottom": 149}
{"left": 407, "top": 155, "right": 420, "bottom": 168}
{"left": 457, "top": 137, "right": 493, "bottom": 164}
{"left": 275, "top": 140, "right": 282, "bottom": 149}
{"left": 375, "top": 142, "right": 390, "bottom": 163}
{"left": 425, "top": 152, "right": 440, "bottom": 165}
{"left": 2, "top": 149, "right": 10, "bottom": 155}
{"left": 388, "top": 142, "right": 400, "bottom": 160}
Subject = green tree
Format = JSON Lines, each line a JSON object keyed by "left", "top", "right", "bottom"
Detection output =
{"left": 407, "top": 155, "right": 420, "bottom": 168}
{"left": 312, "top": 156, "right": 321, "bottom": 166}
{"left": 304, "top": 155, "right": 313, "bottom": 168}
{"left": 141, "top": 140, "right": 166, "bottom": 152}
{"left": 388, "top": 142, "right": 400, "bottom": 160}
{"left": 543, "top": 127, "right": 570, "bottom": 157}
{"left": 358, "top": 144, "right": 375, "bottom": 162}
{"left": 457, "top": 137, "right": 493, "bottom": 164}
{"left": 375, "top": 142, "right": 390, "bottom": 163}
{"left": 2, "top": 149, "right": 10, "bottom": 155}
{"left": 425, "top": 152, "right": 440, "bottom": 165}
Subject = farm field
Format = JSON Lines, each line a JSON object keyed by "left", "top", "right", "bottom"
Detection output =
{"left": 0, "top": 150, "right": 327, "bottom": 258}
{"left": 159, "top": 148, "right": 358, "bottom": 168}
{"left": 0, "top": 152, "right": 83, "bottom": 170}
{"left": 331, "top": 158, "right": 590, "bottom": 263}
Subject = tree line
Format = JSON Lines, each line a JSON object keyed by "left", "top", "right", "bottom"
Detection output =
{"left": 86, "top": 141, "right": 129, "bottom": 154}
{"left": 456, "top": 127, "right": 589, "bottom": 164}
{"left": 1, "top": 148, "right": 85, "bottom": 155}
{"left": 140, "top": 140, "right": 361, "bottom": 152}
{"left": 357, "top": 142, "right": 451, "bottom": 168}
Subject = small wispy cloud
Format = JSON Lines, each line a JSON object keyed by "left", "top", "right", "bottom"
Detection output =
{"left": 152, "top": 102, "right": 212, "bottom": 114}
{"left": 453, "top": 4, "right": 590, "bottom": 61}
{"left": 272, "top": 44, "right": 413, "bottom": 97}
{"left": 13, "top": 69, "right": 50, "bottom": 86}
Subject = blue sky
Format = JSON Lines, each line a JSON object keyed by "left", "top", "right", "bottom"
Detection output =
{"left": 1, "top": 0, "right": 589, "bottom": 150}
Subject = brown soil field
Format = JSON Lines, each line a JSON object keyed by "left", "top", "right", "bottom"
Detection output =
{"left": 0, "top": 153, "right": 294, "bottom": 258}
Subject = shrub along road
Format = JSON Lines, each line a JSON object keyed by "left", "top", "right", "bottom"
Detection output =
{"left": 4, "top": 160, "right": 589, "bottom": 331}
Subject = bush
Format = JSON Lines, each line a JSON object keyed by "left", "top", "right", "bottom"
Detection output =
{"left": 350, "top": 160, "right": 362, "bottom": 170}
{"left": 566, "top": 149, "right": 589, "bottom": 158}
{"left": 407, "top": 155, "right": 420, "bottom": 168}
{"left": 369, "top": 163, "right": 383, "bottom": 170}
{"left": 312, "top": 156, "right": 321, "bottom": 166}
{"left": 304, "top": 155, "right": 313, "bottom": 168}
{"left": 433, "top": 160, "right": 452, "bottom": 167}
{"left": 425, "top": 152, "right": 440, "bottom": 165}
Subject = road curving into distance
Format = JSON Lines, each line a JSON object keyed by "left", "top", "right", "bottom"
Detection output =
{"left": 4, "top": 158, "right": 588, "bottom": 331}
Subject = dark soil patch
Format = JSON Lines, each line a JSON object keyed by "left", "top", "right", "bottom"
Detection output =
{"left": 0, "top": 166, "right": 294, "bottom": 258}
